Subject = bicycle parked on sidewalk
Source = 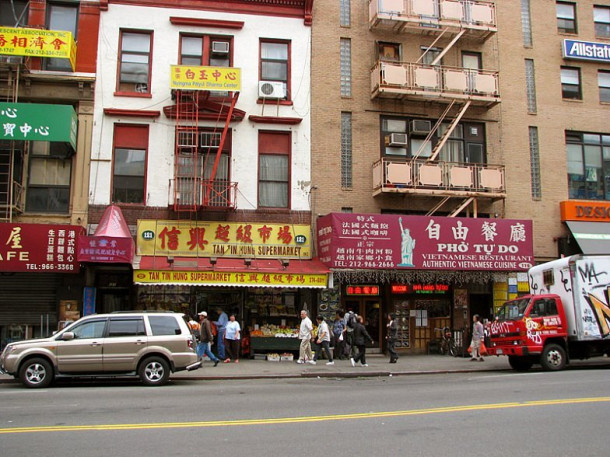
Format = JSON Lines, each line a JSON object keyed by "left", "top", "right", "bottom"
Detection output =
{"left": 433, "top": 327, "right": 457, "bottom": 356}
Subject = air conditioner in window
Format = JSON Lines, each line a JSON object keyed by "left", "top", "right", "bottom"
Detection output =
{"left": 211, "top": 41, "right": 230, "bottom": 54}
{"left": 258, "top": 81, "right": 286, "bottom": 99}
{"left": 409, "top": 120, "right": 432, "bottom": 135}
{"left": 386, "top": 133, "right": 408, "bottom": 147}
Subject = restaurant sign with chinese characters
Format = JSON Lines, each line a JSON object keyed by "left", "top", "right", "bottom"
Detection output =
{"left": 134, "top": 270, "right": 327, "bottom": 288}
{"left": 137, "top": 220, "right": 311, "bottom": 259}
{"left": 317, "top": 213, "right": 534, "bottom": 271}
{"left": 170, "top": 65, "right": 241, "bottom": 91}
{"left": 0, "top": 223, "right": 84, "bottom": 273}
{"left": 0, "top": 103, "right": 78, "bottom": 150}
{"left": 78, "top": 236, "right": 134, "bottom": 263}
{"left": 0, "top": 26, "right": 77, "bottom": 71}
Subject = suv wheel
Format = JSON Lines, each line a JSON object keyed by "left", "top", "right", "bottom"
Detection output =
{"left": 19, "top": 358, "right": 53, "bottom": 388}
{"left": 139, "top": 356, "right": 170, "bottom": 386}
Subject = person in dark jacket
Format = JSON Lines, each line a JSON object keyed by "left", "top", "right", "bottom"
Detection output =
{"left": 386, "top": 313, "right": 399, "bottom": 363}
{"left": 198, "top": 312, "right": 220, "bottom": 366}
{"left": 351, "top": 315, "right": 374, "bottom": 367}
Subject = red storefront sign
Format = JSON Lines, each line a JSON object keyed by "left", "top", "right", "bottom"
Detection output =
{"left": 317, "top": 213, "right": 534, "bottom": 271}
{"left": 0, "top": 223, "right": 84, "bottom": 273}
{"left": 78, "top": 236, "right": 134, "bottom": 263}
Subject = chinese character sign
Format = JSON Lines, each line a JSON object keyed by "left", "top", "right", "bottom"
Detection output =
{"left": 317, "top": 213, "right": 534, "bottom": 271}
{"left": 0, "top": 223, "right": 84, "bottom": 273}
{"left": 77, "top": 235, "right": 134, "bottom": 263}
{"left": 170, "top": 65, "right": 241, "bottom": 91}
{"left": 0, "top": 103, "right": 78, "bottom": 150}
{"left": 0, "top": 27, "right": 76, "bottom": 70}
{"left": 137, "top": 220, "right": 311, "bottom": 259}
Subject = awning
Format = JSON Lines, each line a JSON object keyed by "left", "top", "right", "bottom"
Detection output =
{"left": 78, "top": 205, "right": 134, "bottom": 263}
{"left": 133, "top": 256, "right": 332, "bottom": 288}
{"left": 565, "top": 221, "right": 610, "bottom": 255}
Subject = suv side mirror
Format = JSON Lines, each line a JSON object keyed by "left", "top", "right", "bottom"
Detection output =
{"left": 61, "top": 332, "right": 75, "bottom": 341}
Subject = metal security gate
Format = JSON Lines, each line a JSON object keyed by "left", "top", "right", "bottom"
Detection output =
{"left": 0, "top": 273, "right": 61, "bottom": 329}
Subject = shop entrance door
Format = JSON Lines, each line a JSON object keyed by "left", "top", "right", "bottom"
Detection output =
{"left": 344, "top": 298, "right": 381, "bottom": 349}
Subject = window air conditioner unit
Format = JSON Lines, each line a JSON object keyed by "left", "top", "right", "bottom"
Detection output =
{"left": 386, "top": 133, "right": 408, "bottom": 147}
{"left": 211, "top": 41, "right": 230, "bottom": 54}
{"left": 409, "top": 120, "right": 432, "bottom": 135}
{"left": 258, "top": 81, "right": 286, "bottom": 99}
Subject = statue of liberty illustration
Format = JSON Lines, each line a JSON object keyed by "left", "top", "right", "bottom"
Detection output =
{"left": 398, "top": 217, "right": 416, "bottom": 267}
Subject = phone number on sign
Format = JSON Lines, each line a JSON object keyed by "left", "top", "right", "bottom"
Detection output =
{"left": 25, "top": 263, "right": 76, "bottom": 271}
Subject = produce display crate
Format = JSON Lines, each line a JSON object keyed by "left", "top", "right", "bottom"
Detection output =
{"left": 280, "top": 354, "right": 294, "bottom": 361}
{"left": 267, "top": 354, "right": 280, "bottom": 362}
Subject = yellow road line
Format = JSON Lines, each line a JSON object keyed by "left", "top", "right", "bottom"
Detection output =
{"left": 1, "top": 397, "right": 609, "bottom": 434}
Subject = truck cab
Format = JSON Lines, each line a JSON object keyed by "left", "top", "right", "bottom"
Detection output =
{"left": 488, "top": 294, "right": 569, "bottom": 371}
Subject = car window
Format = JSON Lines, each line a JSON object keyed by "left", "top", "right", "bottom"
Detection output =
{"left": 71, "top": 320, "right": 107, "bottom": 339}
{"left": 107, "top": 318, "right": 146, "bottom": 337}
{"left": 148, "top": 315, "right": 182, "bottom": 336}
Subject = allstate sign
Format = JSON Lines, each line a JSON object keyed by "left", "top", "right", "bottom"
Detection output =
{"left": 563, "top": 39, "right": 610, "bottom": 63}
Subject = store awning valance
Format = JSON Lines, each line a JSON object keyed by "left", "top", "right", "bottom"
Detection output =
{"left": 565, "top": 221, "right": 610, "bottom": 255}
{"left": 133, "top": 256, "right": 331, "bottom": 288}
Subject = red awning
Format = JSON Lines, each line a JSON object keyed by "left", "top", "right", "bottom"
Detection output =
{"left": 78, "top": 205, "right": 134, "bottom": 263}
{"left": 133, "top": 256, "right": 331, "bottom": 288}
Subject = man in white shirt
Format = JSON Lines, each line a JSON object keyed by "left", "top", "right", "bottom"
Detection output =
{"left": 313, "top": 315, "right": 334, "bottom": 365}
{"left": 297, "top": 310, "right": 314, "bottom": 364}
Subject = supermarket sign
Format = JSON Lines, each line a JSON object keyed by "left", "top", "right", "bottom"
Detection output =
{"left": 0, "top": 26, "right": 77, "bottom": 70}
{"left": 137, "top": 220, "right": 311, "bottom": 259}
{"left": 134, "top": 270, "right": 328, "bottom": 288}
{"left": 170, "top": 65, "right": 241, "bottom": 91}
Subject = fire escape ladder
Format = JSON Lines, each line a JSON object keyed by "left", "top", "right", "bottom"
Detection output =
{"left": 413, "top": 101, "right": 454, "bottom": 160}
{"left": 428, "top": 100, "right": 471, "bottom": 162}
{"left": 430, "top": 29, "right": 466, "bottom": 66}
{"left": 203, "top": 92, "right": 239, "bottom": 206}
{"left": 174, "top": 90, "right": 201, "bottom": 212}
{"left": 426, "top": 196, "right": 451, "bottom": 217}
{"left": 449, "top": 197, "right": 476, "bottom": 217}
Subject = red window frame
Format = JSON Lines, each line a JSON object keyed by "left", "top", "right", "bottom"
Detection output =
{"left": 257, "top": 130, "right": 291, "bottom": 209}
{"left": 111, "top": 124, "right": 149, "bottom": 205}
{"left": 115, "top": 29, "right": 153, "bottom": 98}
{"left": 259, "top": 39, "right": 291, "bottom": 103}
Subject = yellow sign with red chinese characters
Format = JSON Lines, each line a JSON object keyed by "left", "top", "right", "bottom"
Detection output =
{"left": 170, "top": 65, "right": 241, "bottom": 91}
{"left": 137, "top": 220, "right": 311, "bottom": 259}
{"left": 0, "top": 27, "right": 77, "bottom": 71}
{"left": 133, "top": 269, "right": 328, "bottom": 288}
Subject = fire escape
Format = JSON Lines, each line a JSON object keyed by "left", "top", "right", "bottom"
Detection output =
{"left": 173, "top": 89, "right": 239, "bottom": 212}
{"left": 369, "top": 0, "right": 504, "bottom": 217}
{"left": 0, "top": 57, "right": 25, "bottom": 222}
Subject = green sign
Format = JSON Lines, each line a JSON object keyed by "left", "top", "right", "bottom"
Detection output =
{"left": 0, "top": 102, "right": 77, "bottom": 150}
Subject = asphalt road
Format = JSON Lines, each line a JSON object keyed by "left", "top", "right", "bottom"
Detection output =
{"left": 1, "top": 367, "right": 609, "bottom": 457}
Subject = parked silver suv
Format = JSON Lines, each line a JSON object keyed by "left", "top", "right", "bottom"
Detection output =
{"left": 0, "top": 312, "right": 201, "bottom": 388}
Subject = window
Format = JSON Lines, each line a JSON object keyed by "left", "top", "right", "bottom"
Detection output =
{"left": 566, "top": 132, "right": 610, "bottom": 200}
{"left": 112, "top": 125, "right": 148, "bottom": 204}
{"left": 341, "top": 112, "right": 353, "bottom": 189}
{"left": 107, "top": 318, "right": 145, "bottom": 337}
{"left": 521, "top": 0, "right": 533, "bottom": 46}
{"left": 260, "top": 40, "right": 290, "bottom": 99}
{"left": 0, "top": 0, "right": 28, "bottom": 27}
{"left": 599, "top": 71, "right": 610, "bottom": 103}
{"left": 25, "top": 141, "right": 71, "bottom": 213}
{"left": 70, "top": 319, "right": 107, "bottom": 339}
{"left": 45, "top": 2, "right": 78, "bottom": 71}
{"left": 462, "top": 52, "right": 482, "bottom": 70}
{"left": 556, "top": 2, "right": 577, "bottom": 34}
{"left": 340, "top": 38, "right": 352, "bottom": 97}
{"left": 529, "top": 126, "right": 541, "bottom": 199}
{"left": 421, "top": 46, "right": 443, "bottom": 66}
{"left": 594, "top": 6, "right": 610, "bottom": 38}
{"left": 379, "top": 42, "right": 400, "bottom": 62}
{"left": 340, "top": 0, "right": 351, "bottom": 27}
{"left": 149, "top": 316, "right": 182, "bottom": 336}
{"left": 561, "top": 67, "right": 581, "bottom": 100}
{"left": 525, "top": 59, "right": 537, "bottom": 113}
{"left": 179, "top": 35, "right": 231, "bottom": 67}
{"left": 117, "top": 30, "right": 152, "bottom": 94}
{"left": 258, "top": 131, "right": 290, "bottom": 208}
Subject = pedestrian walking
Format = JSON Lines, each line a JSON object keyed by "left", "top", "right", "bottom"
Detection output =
{"left": 214, "top": 307, "right": 229, "bottom": 360}
{"left": 344, "top": 308, "right": 357, "bottom": 359}
{"left": 332, "top": 311, "right": 346, "bottom": 360}
{"left": 313, "top": 316, "right": 334, "bottom": 365}
{"left": 470, "top": 314, "right": 485, "bottom": 362}
{"left": 297, "top": 309, "right": 314, "bottom": 364}
{"left": 386, "top": 313, "right": 399, "bottom": 363}
{"left": 198, "top": 311, "right": 220, "bottom": 366}
{"left": 224, "top": 313, "right": 241, "bottom": 363}
{"left": 351, "top": 315, "right": 374, "bottom": 367}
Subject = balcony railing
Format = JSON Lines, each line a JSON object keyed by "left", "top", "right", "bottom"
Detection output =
{"left": 372, "top": 157, "right": 505, "bottom": 198}
{"left": 371, "top": 61, "right": 500, "bottom": 106}
{"left": 173, "top": 178, "right": 237, "bottom": 211}
{"left": 369, "top": 0, "right": 497, "bottom": 39}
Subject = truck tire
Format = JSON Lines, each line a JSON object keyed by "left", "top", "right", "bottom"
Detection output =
{"left": 508, "top": 356, "right": 533, "bottom": 371}
{"left": 540, "top": 344, "right": 567, "bottom": 371}
{"left": 19, "top": 357, "right": 54, "bottom": 388}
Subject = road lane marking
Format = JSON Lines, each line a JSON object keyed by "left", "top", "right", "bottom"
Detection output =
{"left": 1, "top": 397, "right": 609, "bottom": 434}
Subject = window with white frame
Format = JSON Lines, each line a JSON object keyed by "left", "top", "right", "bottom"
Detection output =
{"left": 556, "top": 2, "right": 577, "bottom": 34}
{"left": 594, "top": 5, "right": 610, "bottom": 38}
{"left": 560, "top": 67, "right": 581, "bottom": 100}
